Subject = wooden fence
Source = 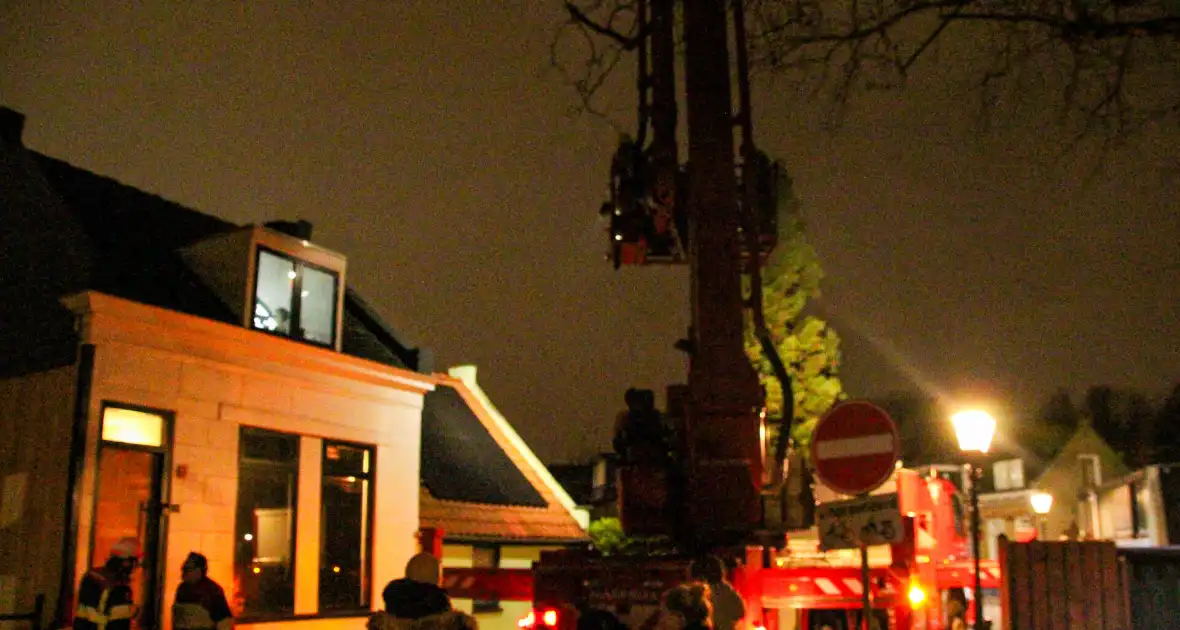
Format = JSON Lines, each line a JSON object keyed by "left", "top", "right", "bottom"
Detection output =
{"left": 998, "top": 537, "right": 1130, "bottom": 630}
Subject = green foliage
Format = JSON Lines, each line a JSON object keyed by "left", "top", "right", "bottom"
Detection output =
{"left": 587, "top": 517, "right": 631, "bottom": 555}
{"left": 743, "top": 167, "right": 844, "bottom": 456}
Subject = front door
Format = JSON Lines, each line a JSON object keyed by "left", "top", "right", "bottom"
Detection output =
{"left": 90, "top": 405, "right": 173, "bottom": 630}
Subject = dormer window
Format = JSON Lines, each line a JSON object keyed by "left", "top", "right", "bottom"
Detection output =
{"left": 252, "top": 247, "right": 339, "bottom": 346}
{"left": 181, "top": 222, "right": 347, "bottom": 351}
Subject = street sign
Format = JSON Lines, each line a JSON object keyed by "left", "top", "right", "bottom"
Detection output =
{"left": 817, "top": 493, "right": 905, "bottom": 550}
{"left": 810, "top": 400, "right": 900, "bottom": 497}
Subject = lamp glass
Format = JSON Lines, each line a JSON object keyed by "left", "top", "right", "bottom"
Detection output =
{"left": 951, "top": 410, "right": 997, "bottom": 453}
{"left": 1030, "top": 492, "right": 1054, "bottom": 515}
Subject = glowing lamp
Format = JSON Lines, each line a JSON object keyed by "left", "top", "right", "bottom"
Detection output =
{"left": 907, "top": 579, "right": 928, "bottom": 608}
{"left": 542, "top": 609, "right": 559, "bottom": 627}
{"left": 518, "top": 612, "right": 536, "bottom": 628}
{"left": 951, "top": 410, "right": 997, "bottom": 454}
{"left": 1030, "top": 492, "right": 1054, "bottom": 515}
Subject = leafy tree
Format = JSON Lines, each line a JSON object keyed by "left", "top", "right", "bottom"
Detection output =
{"left": 587, "top": 517, "right": 632, "bottom": 555}
{"left": 742, "top": 168, "right": 844, "bottom": 456}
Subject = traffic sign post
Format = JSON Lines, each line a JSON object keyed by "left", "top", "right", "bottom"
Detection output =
{"left": 816, "top": 493, "right": 904, "bottom": 550}
{"left": 810, "top": 401, "right": 901, "bottom": 630}
{"left": 810, "top": 400, "right": 901, "bottom": 497}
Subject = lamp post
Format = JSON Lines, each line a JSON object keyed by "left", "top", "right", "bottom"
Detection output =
{"left": 952, "top": 410, "right": 997, "bottom": 630}
{"left": 1030, "top": 492, "right": 1054, "bottom": 541}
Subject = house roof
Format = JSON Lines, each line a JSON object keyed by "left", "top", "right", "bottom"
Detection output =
{"left": 421, "top": 384, "right": 547, "bottom": 507}
{"left": 1, "top": 109, "right": 566, "bottom": 514}
{"left": 419, "top": 367, "right": 588, "bottom": 543}
{"left": 0, "top": 141, "right": 422, "bottom": 375}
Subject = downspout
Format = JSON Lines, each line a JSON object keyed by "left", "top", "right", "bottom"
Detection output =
{"left": 55, "top": 343, "right": 95, "bottom": 627}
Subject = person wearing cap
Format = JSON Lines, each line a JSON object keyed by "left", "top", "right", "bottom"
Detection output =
{"left": 73, "top": 537, "right": 141, "bottom": 630}
{"left": 172, "top": 552, "right": 234, "bottom": 630}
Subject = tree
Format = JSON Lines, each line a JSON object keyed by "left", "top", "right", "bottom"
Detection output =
{"left": 742, "top": 168, "right": 844, "bottom": 456}
{"left": 1021, "top": 388, "right": 1083, "bottom": 461}
{"left": 1153, "top": 384, "right": 1180, "bottom": 463}
{"left": 555, "top": 1, "right": 1180, "bottom": 147}
{"left": 587, "top": 517, "right": 633, "bottom": 555}
{"left": 1083, "top": 385, "right": 1158, "bottom": 466}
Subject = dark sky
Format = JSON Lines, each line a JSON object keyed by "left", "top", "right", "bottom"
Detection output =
{"left": 4, "top": 2, "right": 1176, "bottom": 464}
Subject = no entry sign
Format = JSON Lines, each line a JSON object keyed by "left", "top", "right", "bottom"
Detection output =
{"left": 810, "top": 400, "right": 900, "bottom": 496}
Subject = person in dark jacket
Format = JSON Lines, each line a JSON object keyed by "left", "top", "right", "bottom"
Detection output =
{"left": 368, "top": 554, "right": 452, "bottom": 630}
{"left": 172, "top": 553, "right": 234, "bottom": 630}
{"left": 73, "top": 537, "right": 141, "bottom": 630}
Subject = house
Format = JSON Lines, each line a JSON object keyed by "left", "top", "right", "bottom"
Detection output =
{"left": 976, "top": 422, "right": 1128, "bottom": 557}
{"left": 548, "top": 453, "right": 620, "bottom": 522}
{"left": 0, "top": 107, "right": 585, "bottom": 630}
{"left": 1092, "top": 463, "right": 1180, "bottom": 547}
{"left": 419, "top": 367, "right": 588, "bottom": 629}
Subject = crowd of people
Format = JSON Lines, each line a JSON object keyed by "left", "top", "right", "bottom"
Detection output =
{"left": 70, "top": 541, "right": 746, "bottom": 630}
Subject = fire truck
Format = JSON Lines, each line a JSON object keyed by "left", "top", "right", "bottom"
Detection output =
{"left": 446, "top": 1, "right": 1000, "bottom": 629}
{"left": 445, "top": 466, "right": 999, "bottom": 630}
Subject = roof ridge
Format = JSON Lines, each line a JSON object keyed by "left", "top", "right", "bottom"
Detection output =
{"left": 31, "top": 151, "right": 237, "bottom": 232}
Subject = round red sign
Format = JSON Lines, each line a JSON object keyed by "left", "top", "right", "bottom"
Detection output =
{"left": 809, "top": 400, "right": 900, "bottom": 496}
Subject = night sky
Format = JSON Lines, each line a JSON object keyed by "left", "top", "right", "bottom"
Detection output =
{"left": 4, "top": 2, "right": 1176, "bottom": 464}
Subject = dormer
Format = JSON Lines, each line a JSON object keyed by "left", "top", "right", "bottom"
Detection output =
{"left": 181, "top": 220, "right": 346, "bottom": 351}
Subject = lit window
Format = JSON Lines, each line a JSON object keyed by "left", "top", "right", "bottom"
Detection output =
{"left": 320, "top": 442, "right": 374, "bottom": 612}
{"left": 472, "top": 545, "right": 501, "bottom": 613}
{"left": 993, "top": 459, "right": 1025, "bottom": 491}
{"left": 252, "top": 248, "right": 339, "bottom": 347}
{"left": 234, "top": 428, "right": 299, "bottom": 618}
{"left": 101, "top": 406, "right": 165, "bottom": 447}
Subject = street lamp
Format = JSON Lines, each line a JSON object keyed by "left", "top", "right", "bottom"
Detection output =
{"left": 952, "top": 410, "right": 996, "bottom": 630}
{"left": 1030, "top": 492, "right": 1054, "bottom": 540}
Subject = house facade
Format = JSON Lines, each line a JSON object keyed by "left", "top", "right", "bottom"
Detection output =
{"left": 977, "top": 423, "right": 1128, "bottom": 557}
{"left": 419, "top": 367, "right": 588, "bottom": 630}
{"left": 0, "top": 107, "right": 436, "bottom": 630}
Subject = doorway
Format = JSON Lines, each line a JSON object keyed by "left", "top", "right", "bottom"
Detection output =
{"left": 90, "top": 404, "right": 173, "bottom": 630}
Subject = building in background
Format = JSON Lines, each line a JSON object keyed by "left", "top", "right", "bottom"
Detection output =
{"left": 549, "top": 454, "right": 619, "bottom": 522}
{"left": 1092, "top": 463, "right": 1180, "bottom": 547}
{"left": 977, "top": 422, "right": 1128, "bottom": 557}
{"left": 420, "top": 366, "right": 588, "bottom": 630}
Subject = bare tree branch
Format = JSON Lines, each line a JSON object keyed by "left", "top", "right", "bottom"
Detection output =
{"left": 553, "top": 0, "right": 1180, "bottom": 153}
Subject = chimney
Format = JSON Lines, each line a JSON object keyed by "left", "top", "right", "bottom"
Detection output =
{"left": 264, "top": 219, "right": 313, "bottom": 241}
{"left": 1, "top": 107, "right": 25, "bottom": 146}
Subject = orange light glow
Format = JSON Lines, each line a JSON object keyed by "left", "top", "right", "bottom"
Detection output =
{"left": 333, "top": 565, "right": 341, "bottom": 573}
{"left": 908, "top": 579, "right": 927, "bottom": 608}
{"left": 542, "top": 609, "right": 558, "bottom": 626}
{"left": 517, "top": 612, "right": 536, "bottom": 628}
{"left": 252, "top": 567, "right": 261, "bottom": 574}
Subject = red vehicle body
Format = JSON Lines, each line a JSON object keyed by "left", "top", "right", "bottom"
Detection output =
{"left": 445, "top": 469, "right": 1000, "bottom": 630}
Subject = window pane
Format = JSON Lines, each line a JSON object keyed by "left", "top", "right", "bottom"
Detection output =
{"left": 254, "top": 251, "right": 295, "bottom": 334}
{"left": 101, "top": 407, "right": 164, "bottom": 447}
{"left": 235, "top": 428, "right": 298, "bottom": 617}
{"left": 320, "top": 442, "right": 372, "bottom": 611}
{"left": 324, "top": 443, "right": 370, "bottom": 478}
{"left": 299, "top": 265, "right": 337, "bottom": 345}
